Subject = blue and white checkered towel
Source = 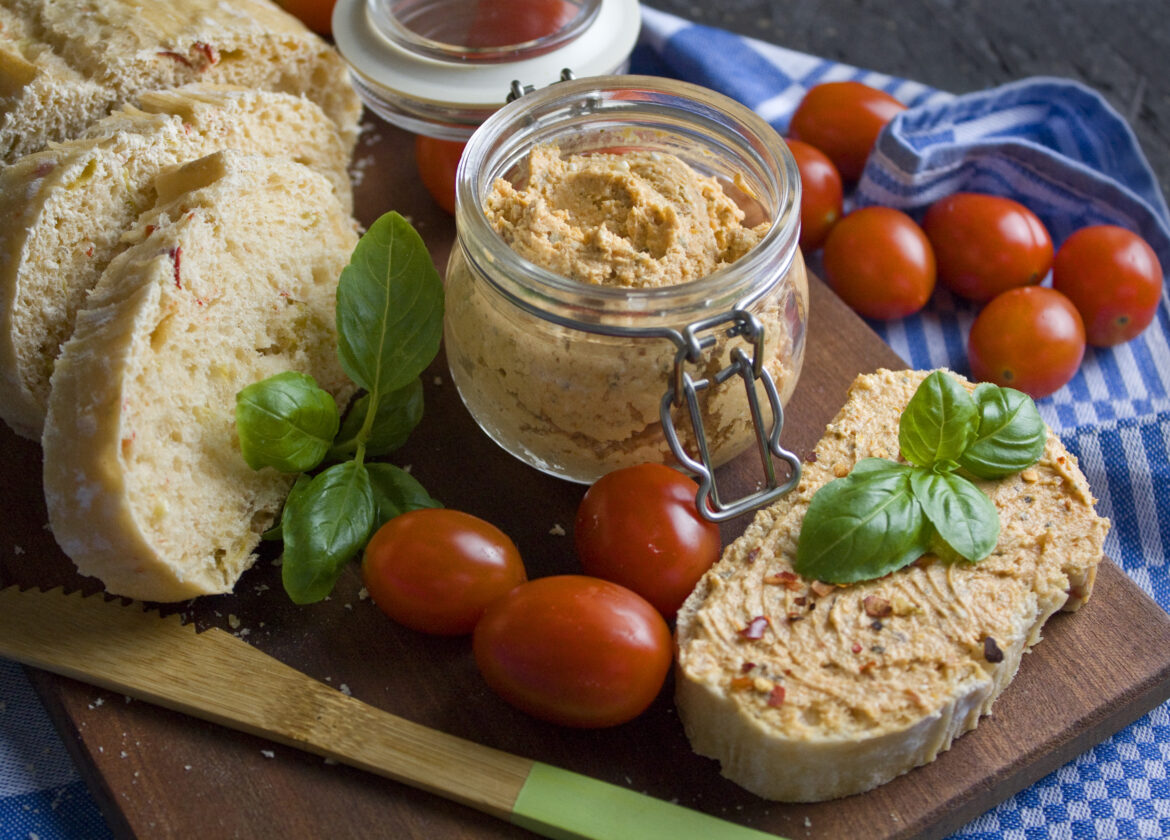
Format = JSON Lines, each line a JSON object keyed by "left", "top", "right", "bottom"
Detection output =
{"left": 4, "top": 6, "right": 1169, "bottom": 839}
{"left": 635, "top": 5, "right": 1170, "bottom": 838}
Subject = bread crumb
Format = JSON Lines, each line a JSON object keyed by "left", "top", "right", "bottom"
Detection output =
{"left": 549, "top": 523, "right": 566, "bottom": 536}
{"left": 228, "top": 614, "right": 241, "bottom": 630}
{"left": 433, "top": 375, "right": 443, "bottom": 386}
{"left": 261, "top": 750, "right": 275, "bottom": 759}
{"left": 358, "top": 587, "right": 369, "bottom": 600}
{"left": 13, "top": 544, "right": 24, "bottom": 555}
{"left": 339, "top": 684, "right": 352, "bottom": 696}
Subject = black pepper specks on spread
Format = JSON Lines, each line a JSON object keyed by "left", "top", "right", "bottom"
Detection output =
{"left": 983, "top": 636, "right": 1005, "bottom": 663}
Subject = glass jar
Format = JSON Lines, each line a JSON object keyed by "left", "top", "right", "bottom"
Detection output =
{"left": 446, "top": 76, "right": 808, "bottom": 519}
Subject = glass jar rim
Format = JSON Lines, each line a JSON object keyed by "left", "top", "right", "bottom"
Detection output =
{"left": 454, "top": 75, "right": 803, "bottom": 332}
{"left": 332, "top": 0, "right": 640, "bottom": 137}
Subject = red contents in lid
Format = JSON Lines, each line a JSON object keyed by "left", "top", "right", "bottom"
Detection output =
{"left": 466, "top": 0, "right": 579, "bottom": 47}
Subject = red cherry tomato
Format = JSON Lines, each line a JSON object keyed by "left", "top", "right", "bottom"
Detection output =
{"left": 472, "top": 575, "right": 672, "bottom": 728}
{"left": 922, "top": 192, "right": 1054, "bottom": 303}
{"left": 574, "top": 463, "right": 721, "bottom": 620}
{"left": 967, "top": 286, "right": 1086, "bottom": 399}
{"left": 822, "top": 206, "right": 937, "bottom": 320}
{"left": 361, "top": 508, "right": 526, "bottom": 636}
{"left": 788, "top": 81, "right": 907, "bottom": 181}
{"left": 414, "top": 135, "right": 465, "bottom": 216}
{"left": 785, "top": 138, "right": 844, "bottom": 252}
{"left": 277, "top": 0, "right": 335, "bottom": 36}
{"left": 1051, "top": 224, "right": 1163, "bottom": 347}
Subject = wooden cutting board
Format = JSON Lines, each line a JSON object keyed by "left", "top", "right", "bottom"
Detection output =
{"left": 6, "top": 116, "right": 1170, "bottom": 840}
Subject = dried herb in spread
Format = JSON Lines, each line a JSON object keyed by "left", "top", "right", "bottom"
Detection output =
{"left": 794, "top": 370, "right": 1045, "bottom": 584}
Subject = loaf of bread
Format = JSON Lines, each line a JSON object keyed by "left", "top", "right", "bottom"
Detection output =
{"left": 0, "top": 84, "right": 353, "bottom": 440}
{"left": 42, "top": 150, "right": 358, "bottom": 603}
{"left": 0, "top": 0, "right": 361, "bottom": 162}
{"left": 674, "top": 368, "right": 1109, "bottom": 802}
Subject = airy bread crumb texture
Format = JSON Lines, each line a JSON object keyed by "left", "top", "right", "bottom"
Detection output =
{"left": 42, "top": 150, "right": 358, "bottom": 602}
{"left": 0, "top": 0, "right": 361, "bottom": 162}
{"left": 0, "top": 84, "right": 353, "bottom": 439}
{"left": 674, "top": 368, "right": 1110, "bottom": 802}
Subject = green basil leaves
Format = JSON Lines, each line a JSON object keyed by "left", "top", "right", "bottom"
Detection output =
{"left": 794, "top": 371, "right": 1045, "bottom": 584}
{"left": 235, "top": 212, "right": 444, "bottom": 604}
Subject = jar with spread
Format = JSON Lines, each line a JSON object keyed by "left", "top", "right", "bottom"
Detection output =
{"left": 331, "top": 0, "right": 640, "bottom": 211}
{"left": 446, "top": 76, "right": 808, "bottom": 518}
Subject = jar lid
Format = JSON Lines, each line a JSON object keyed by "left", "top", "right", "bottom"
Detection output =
{"left": 332, "top": 0, "right": 641, "bottom": 140}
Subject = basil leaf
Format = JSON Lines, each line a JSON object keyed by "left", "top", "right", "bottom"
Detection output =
{"left": 281, "top": 461, "right": 376, "bottom": 604}
{"left": 329, "top": 377, "right": 424, "bottom": 461}
{"left": 909, "top": 468, "right": 1000, "bottom": 562}
{"left": 336, "top": 212, "right": 443, "bottom": 397}
{"left": 898, "top": 370, "right": 977, "bottom": 469}
{"left": 958, "top": 383, "right": 1046, "bottom": 479}
{"left": 367, "top": 462, "right": 442, "bottom": 526}
{"left": 235, "top": 371, "right": 339, "bottom": 473}
{"left": 795, "top": 459, "right": 931, "bottom": 584}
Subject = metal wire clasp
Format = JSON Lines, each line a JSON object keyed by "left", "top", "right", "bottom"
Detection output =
{"left": 660, "top": 310, "right": 801, "bottom": 522}
{"left": 506, "top": 69, "right": 576, "bottom": 103}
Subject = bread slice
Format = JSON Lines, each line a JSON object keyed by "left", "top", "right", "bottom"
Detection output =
{"left": 42, "top": 150, "right": 358, "bottom": 603}
{"left": 674, "top": 368, "right": 1109, "bottom": 802}
{"left": 0, "top": 83, "right": 352, "bottom": 439}
{"left": 0, "top": 0, "right": 361, "bottom": 162}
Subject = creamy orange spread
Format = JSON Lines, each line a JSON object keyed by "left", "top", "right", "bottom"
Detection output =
{"left": 483, "top": 144, "right": 768, "bottom": 288}
{"left": 674, "top": 368, "right": 1109, "bottom": 800}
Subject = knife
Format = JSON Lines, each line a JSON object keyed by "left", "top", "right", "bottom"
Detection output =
{"left": 0, "top": 585, "right": 782, "bottom": 840}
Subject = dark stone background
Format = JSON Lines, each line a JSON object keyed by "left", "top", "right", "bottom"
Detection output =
{"left": 645, "top": 0, "right": 1170, "bottom": 200}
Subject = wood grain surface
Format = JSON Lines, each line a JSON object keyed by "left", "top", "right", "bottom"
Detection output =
{"left": 4, "top": 114, "right": 1170, "bottom": 839}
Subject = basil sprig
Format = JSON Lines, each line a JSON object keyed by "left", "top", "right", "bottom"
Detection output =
{"left": 794, "top": 371, "right": 1045, "bottom": 584}
{"left": 235, "top": 212, "right": 444, "bottom": 604}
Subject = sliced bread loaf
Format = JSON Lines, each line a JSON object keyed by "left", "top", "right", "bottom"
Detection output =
{"left": 42, "top": 149, "right": 358, "bottom": 603}
{"left": 0, "top": 83, "right": 352, "bottom": 439}
{"left": 0, "top": 0, "right": 361, "bottom": 162}
{"left": 674, "top": 368, "right": 1109, "bottom": 802}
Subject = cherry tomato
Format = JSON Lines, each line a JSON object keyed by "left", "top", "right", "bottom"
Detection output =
{"left": 574, "top": 463, "right": 721, "bottom": 620}
{"left": 786, "top": 138, "right": 844, "bottom": 252}
{"left": 414, "top": 135, "right": 465, "bottom": 216}
{"left": 472, "top": 575, "right": 672, "bottom": 728}
{"left": 1051, "top": 225, "right": 1163, "bottom": 347}
{"left": 362, "top": 508, "right": 526, "bottom": 636}
{"left": 788, "top": 81, "right": 907, "bottom": 181}
{"left": 822, "top": 206, "right": 937, "bottom": 319}
{"left": 967, "top": 286, "right": 1085, "bottom": 399}
{"left": 922, "top": 193, "right": 1054, "bottom": 303}
{"left": 277, "top": 0, "right": 335, "bottom": 36}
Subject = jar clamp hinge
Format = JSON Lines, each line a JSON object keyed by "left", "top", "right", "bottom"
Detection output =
{"left": 506, "top": 69, "right": 576, "bottom": 103}
{"left": 660, "top": 310, "right": 801, "bottom": 522}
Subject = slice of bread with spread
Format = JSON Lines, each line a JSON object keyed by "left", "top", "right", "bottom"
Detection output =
{"left": 41, "top": 150, "right": 358, "bottom": 603}
{"left": 0, "top": 0, "right": 361, "bottom": 162}
{"left": 674, "top": 367, "right": 1109, "bottom": 802}
{"left": 0, "top": 83, "right": 353, "bottom": 440}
